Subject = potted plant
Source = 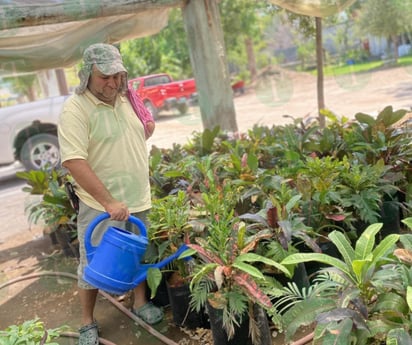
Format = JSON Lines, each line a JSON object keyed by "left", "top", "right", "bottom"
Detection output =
{"left": 187, "top": 184, "right": 292, "bottom": 345}
{"left": 17, "top": 168, "right": 78, "bottom": 257}
{"left": 280, "top": 220, "right": 412, "bottom": 344}
{"left": 147, "top": 190, "right": 208, "bottom": 329}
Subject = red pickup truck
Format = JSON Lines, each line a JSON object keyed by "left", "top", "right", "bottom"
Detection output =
{"left": 128, "top": 73, "right": 197, "bottom": 120}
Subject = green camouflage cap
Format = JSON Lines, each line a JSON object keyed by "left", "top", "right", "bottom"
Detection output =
{"left": 75, "top": 43, "right": 127, "bottom": 95}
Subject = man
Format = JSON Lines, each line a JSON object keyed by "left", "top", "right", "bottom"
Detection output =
{"left": 58, "top": 43, "right": 161, "bottom": 345}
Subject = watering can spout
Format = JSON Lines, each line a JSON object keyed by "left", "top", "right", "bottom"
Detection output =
{"left": 132, "top": 244, "right": 191, "bottom": 287}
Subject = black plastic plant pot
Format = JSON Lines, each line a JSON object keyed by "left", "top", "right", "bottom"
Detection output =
{"left": 147, "top": 273, "right": 170, "bottom": 307}
{"left": 166, "top": 281, "right": 209, "bottom": 329}
{"left": 206, "top": 302, "right": 271, "bottom": 345}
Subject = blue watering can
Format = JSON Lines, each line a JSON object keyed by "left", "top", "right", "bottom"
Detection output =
{"left": 83, "top": 212, "right": 189, "bottom": 295}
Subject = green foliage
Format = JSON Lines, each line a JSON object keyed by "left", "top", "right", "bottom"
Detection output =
{"left": 188, "top": 183, "right": 291, "bottom": 341}
{"left": 16, "top": 168, "right": 58, "bottom": 195}
{"left": 121, "top": 9, "right": 192, "bottom": 78}
{"left": 19, "top": 168, "right": 77, "bottom": 236}
{"left": 0, "top": 318, "right": 69, "bottom": 345}
{"left": 3, "top": 74, "right": 39, "bottom": 101}
{"left": 280, "top": 220, "right": 412, "bottom": 344}
{"left": 219, "top": 0, "right": 273, "bottom": 77}
{"left": 121, "top": 2, "right": 275, "bottom": 83}
{"left": 147, "top": 109, "right": 412, "bottom": 343}
{"left": 357, "top": 0, "right": 411, "bottom": 42}
{"left": 148, "top": 190, "right": 196, "bottom": 278}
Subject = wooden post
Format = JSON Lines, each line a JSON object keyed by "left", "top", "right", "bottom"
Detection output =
{"left": 182, "top": 0, "right": 238, "bottom": 132}
{"left": 315, "top": 17, "right": 325, "bottom": 128}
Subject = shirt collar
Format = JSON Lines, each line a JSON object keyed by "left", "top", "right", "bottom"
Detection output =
{"left": 84, "top": 89, "right": 127, "bottom": 106}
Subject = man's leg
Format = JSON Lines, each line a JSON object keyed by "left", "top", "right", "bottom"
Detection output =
{"left": 79, "top": 288, "right": 98, "bottom": 326}
{"left": 133, "top": 282, "right": 147, "bottom": 310}
{"left": 129, "top": 211, "right": 164, "bottom": 325}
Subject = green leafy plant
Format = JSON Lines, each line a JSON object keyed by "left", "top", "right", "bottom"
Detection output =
{"left": 280, "top": 221, "right": 412, "bottom": 344}
{"left": 0, "top": 318, "right": 69, "bottom": 345}
{"left": 17, "top": 168, "right": 78, "bottom": 256}
{"left": 16, "top": 168, "right": 56, "bottom": 195}
{"left": 188, "top": 183, "right": 291, "bottom": 343}
{"left": 17, "top": 168, "right": 77, "bottom": 230}
{"left": 147, "top": 190, "right": 199, "bottom": 284}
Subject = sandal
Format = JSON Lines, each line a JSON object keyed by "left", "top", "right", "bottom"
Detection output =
{"left": 132, "top": 302, "right": 164, "bottom": 325}
{"left": 78, "top": 321, "right": 99, "bottom": 345}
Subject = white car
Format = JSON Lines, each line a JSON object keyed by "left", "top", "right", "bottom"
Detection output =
{"left": 0, "top": 95, "right": 68, "bottom": 170}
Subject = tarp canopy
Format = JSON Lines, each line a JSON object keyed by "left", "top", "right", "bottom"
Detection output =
{"left": 0, "top": 0, "right": 356, "bottom": 76}
{"left": 269, "top": 0, "right": 357, "bottom": 17}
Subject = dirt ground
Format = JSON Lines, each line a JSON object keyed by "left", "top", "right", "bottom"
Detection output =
{"left": 1, "top": 64, "right": 412, "bottom": 345}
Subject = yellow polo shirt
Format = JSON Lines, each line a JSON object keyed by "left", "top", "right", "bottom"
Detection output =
{"left": 58, "top": 89, "right": 151, "bottom": 213}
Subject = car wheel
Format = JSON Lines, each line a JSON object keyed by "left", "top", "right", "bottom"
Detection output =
{"left": 144, "top": 101, "right": 159, "bottom": 120}
{"left": 20, "top": 133, "right": 60, "bottom": 170}
{"left": 177, "top": 102, "right": 189, "bottom": 115}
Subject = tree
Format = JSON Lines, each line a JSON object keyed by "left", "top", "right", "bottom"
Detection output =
{"left": 357, "top": 0, "right": 412, "bottom": 61}
{"left": 271, "top": 9, "right": 328, "bottom": 126}
{"left": 219, "top": 0, "right": 273, "bottom": 83}
{"left": 121, "top": 9, "right": 192, "bottom": 79}
{"left": 121, "top": 1, "right": 275, "bottom": 132}
{"left": 3, "top": 74, "right": 38, "bottom": 102}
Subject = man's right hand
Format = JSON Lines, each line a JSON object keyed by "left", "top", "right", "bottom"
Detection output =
{"left": 105, "top": 200, "right": 130, "bottom": 221}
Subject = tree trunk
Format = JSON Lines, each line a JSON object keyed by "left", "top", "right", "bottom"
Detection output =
{"left": 182, "top": 0, "right": 238, "bottom": 133}
{"left": 392, "top": 34, "right": 399, "bottom": 62}
{"left": 56, "top": 69, "right": 69, "bottom": 95}
{"left": 315, "top": 17, "right": 325, "bottom": 128}
{"left": 245, "top": 36, "right": 257, "bottom": 83}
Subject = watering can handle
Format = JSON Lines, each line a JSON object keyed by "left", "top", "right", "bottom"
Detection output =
{"left": 84, "top": 212, "right": 148, "bottom": 261}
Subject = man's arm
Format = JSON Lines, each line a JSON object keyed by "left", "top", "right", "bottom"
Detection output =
{"left": 63, "top": 159, "right": 129, "bottom": 221}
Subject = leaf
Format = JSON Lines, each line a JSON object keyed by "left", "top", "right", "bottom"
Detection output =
{"left": 328, "top": 231, "right": 355, "bottom": 270}
{"left": 376, "top": 105, "right": 407, "bottom": 127}
{"left": 235, "top": 252, "right": 291, "bottom": 277}
{"left": 201, "top": 126, "right": 220, "bottom": 154}
{"left": 247, "top": 152, "right": 259, "bottom": 172}
{"left": 281, "top": 253, "right": 351, "bottom": 277}
{"left": 232, "top": 261, "right": 265, "bottom": 280}
{"left": 393, "top": 248, "right": 412, "bottom": 265}
{"left": 318, "top": 318, "right": 355, "bottom": 345}
{"left": 373, "top": 292, "right": 408, "bottom": 315}
{"left": 407, "top": 286, "right": 412, "bottom": 312}
{"left": 146, "top": 268, "right": 163, "bottom": 299}
{"left": 386, "top": 328, "right": 412, "bottom": 345}
{"left": 214, "top": 266, "right": 224, "bottom": 289}
{"left": 402, "top": 217, "right": 412, "bottom": 230}
{"left": 232, "top": 273, "right": 272, "bottom": 308}
{"left": 285, "top": 194, "right": 302, "bottom": 214}
{"left": 207, "top": 291, "right": 227, "bottom": 309}
{"left": 352, "top": 257, "right": 372, "bottom": 283}
{"left": 187, "top": 243, "right": 224, "bottom": 265}
{"left": 371, "top": 233, "right": 399, "bottom": 267}
{"left": 266, "top": 206, "right": 278, "bottom": 228}
{"left": 355, "top": 112, "right": 376, "bottom": 127}
{"left": 283, "top": 298, "right": 336, "bottom": 342}
{"left": 355, "top": 223, "right": 381, "bottom": 260}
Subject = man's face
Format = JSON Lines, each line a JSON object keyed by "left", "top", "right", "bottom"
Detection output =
{"left": 88, "top": 65, "right": 123, "bottom": 105}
